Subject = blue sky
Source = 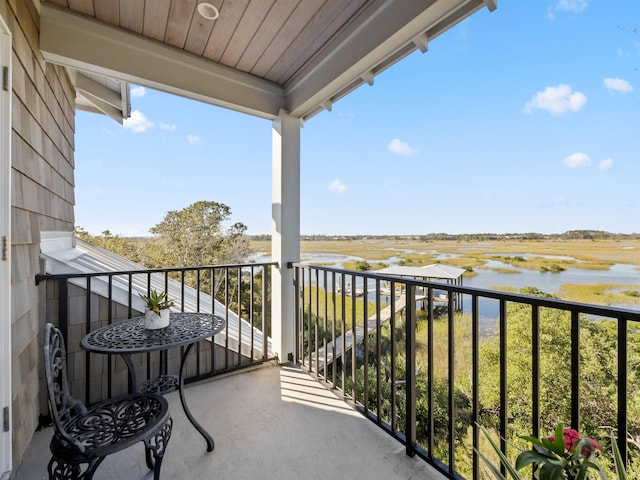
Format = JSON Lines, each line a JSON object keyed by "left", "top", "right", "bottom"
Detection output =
{"left": 74, "top": 1, "right": 639, "bottom": 237}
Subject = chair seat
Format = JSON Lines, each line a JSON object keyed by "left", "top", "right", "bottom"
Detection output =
{"left": 51, "top": 393, "right": 170, "bottom": 459}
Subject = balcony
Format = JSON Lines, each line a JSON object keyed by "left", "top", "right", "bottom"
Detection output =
{"left": 23, "top": 261, "right": 640, "bottom": 479}
{"left": 15, "top": 362, "right": 442, "bottom": 479}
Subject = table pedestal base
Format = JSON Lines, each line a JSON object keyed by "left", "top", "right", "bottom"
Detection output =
{"left": 179, "top": 343, "right": 215, "bottom": 451}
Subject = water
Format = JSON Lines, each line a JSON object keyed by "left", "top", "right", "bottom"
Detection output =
{"left": 465, "top": 261, "right": 639, "bottom": 293}
{"left": 252, "top": 251, "right": 640, "bottom": 318}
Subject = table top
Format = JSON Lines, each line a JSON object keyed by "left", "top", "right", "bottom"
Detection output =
{"left": 80, "top": 312, "right": 225, "bottom": 354}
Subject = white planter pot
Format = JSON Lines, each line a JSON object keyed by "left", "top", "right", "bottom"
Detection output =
{"left": 145, "top": 308, "right": 170, "bottom": 329}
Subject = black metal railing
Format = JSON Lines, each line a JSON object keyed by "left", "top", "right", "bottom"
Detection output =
{"left": 35, "top": 262, "right": 276, "bottom": 406}
{"left": 291, "top": 263, "right": 640, "bottom": 480}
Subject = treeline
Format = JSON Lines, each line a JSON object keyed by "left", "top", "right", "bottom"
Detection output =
{"left": 250, "top": 230, "right": 640, "bottom": 242}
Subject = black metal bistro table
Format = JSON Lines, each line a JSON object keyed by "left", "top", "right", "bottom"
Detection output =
{"left": 81, "top": 312, "right": 225, "bottom": 452}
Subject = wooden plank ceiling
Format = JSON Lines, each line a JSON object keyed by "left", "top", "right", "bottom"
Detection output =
{"left": 39, "top": 0, "right": 496, "bottom": 121}
{"left": 42, "top": 0, "right": 368, "bottom": 86}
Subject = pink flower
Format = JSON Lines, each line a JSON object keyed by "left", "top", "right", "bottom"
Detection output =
{"left": 547, "top": 428, "right": 602, "bottom": 457}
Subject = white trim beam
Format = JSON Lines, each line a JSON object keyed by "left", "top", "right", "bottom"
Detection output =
{"left": 76, "top": 91, "right": 124, "bottom": 124}
{"left": 76, "top": 74, "right": 121, "bottom": 109}
{"left": 76, "top": 73, "right": 125, "bottom": 123}
{"left": 412, "top": 33, "right": 429, "bottom": 53}
{"left": 40, "top": 4, "right": 284, "bottom": 120}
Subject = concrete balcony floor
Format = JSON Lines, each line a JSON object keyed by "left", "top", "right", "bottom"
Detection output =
{"left": 14, "top": 363, "right": 444, "bottom": 480}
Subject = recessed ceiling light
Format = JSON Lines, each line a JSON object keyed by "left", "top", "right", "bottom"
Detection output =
{"left": 197, "top": 3, "right": 219, "bottom": 20}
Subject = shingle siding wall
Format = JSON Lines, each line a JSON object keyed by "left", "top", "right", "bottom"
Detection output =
{"left": 4, "top": 0, "right": 76, "bottom": 469}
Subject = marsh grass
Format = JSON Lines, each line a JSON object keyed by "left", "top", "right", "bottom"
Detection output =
{"left": 416, "top": 311, "right": 473, "bottom": 381}
{"left": 558, "top": 283, "right": 640, "bottom": 306}
{"left": 255, "top": 238, "right": 640, "bottom": 306}
{"left": 301, "top": 286, "right": 385, "bottom": 332}
{"left": 438, "top": 256, "right": 485, "bottom": 269}
{"left": 477, "top": 266, "right": 522, "bottom": 274}
{"left": 253, "top": 238, "right": 640, "bottom": 267}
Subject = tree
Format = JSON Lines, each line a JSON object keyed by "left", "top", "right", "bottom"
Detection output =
{"left": 477, "top": 287, "right": 640, "bottom": 473}
{"left": 145, "top": 201, "right": 252, "bottom": 268}
{"left": 144, "top": 201, "right": 254, "bottom": 306}
{"left": 74, "top": 227, "right": 144, "bottom": 263}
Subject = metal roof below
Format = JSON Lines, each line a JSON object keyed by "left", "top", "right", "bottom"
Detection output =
{"left": 374, "top": 264, "right": 465, "bottom": 280}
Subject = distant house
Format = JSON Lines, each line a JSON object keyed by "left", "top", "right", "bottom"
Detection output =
{"left": 374, "top": 264, "right": 466, "bottom": 309}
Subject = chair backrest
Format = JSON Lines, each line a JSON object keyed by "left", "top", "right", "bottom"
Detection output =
{"left": 43, "top": 323, "right": 88, "bottom": 452}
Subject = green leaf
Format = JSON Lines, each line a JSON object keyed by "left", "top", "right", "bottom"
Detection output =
{"left": 538, "top": 462, "right": 566, "bottom": 480}
{"left": 478, "top": 451, "right": 509, "bottom": 480}
{"left": 532, "top": 444, "right": 555, "bottom": 457}
{"left": 590, "top": 457, "right": 612, "bottom": 480}
{"left": 477, "top": 424, "right": 524, "bottom": 479}
{"left": 515, "top": 450, "right": 547, "bottom": 470}
{"left": 554, "top": 423, "right": 566, "bottom": 451}
{"left": 539, "top": 437, "right": 565, "bottom": 457}
{"left": 521, "top": 435, "right": 546, "bottom": 446}
{"left": 610, "top": 433, "right": 628, "bottom": 480}
{"left": 520, "top": 434, "right": 564, "bottom": 458}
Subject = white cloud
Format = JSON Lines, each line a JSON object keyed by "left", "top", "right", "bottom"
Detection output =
{"left": 563, "top": 152, "right": 591, "bottom": 168}
{"left": 328, "top": 179, "right": 348, "bottom": 193}
{"left": 130, "top": 86, "right": 146, "bottom": 97}
{"left": 123, "top": 110, "right": 153, "bottom": 132}
{"left": 547, "top": 0, "right": 588, "bottom": 19}
{"left": 555, "top": 0, "right": 588, "bottom": 13}
{"left": 187, "top": 134, "right": 200, "bottom": 145}
{"left": 617, "top": 47, "right": 631, "bottom": 58}
{"left": 603, "top": 77, "right": 634, "bottom": 94}
{"left": 523, "top": 84, "right": 587, "bottom": 115}
{"left": 388, "top": 138, "right": 417, "bottom": 156}
{"left": 159, "top": 122, "right": 176, "bottom": 130}
{"left": 599, "top": 157, "right": 614, "bottom": 170}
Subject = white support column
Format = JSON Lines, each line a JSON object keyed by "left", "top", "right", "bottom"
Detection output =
{"left": 271, "top": 109, "right": 300, "bottom": 363}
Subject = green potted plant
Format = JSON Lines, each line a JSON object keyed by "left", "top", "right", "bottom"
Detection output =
{"left": 477, "top": 422, "right": 628, "bottom": 479}
{"left": 139, "top": 289, "right": 173, "bottom": 329}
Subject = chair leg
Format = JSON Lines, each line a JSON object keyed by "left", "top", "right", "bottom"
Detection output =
{"left": 144, "top": 418, "right": 173, "bottom": 479}
{"left": 48, "top": 455, "right": 104, "bottom": 480}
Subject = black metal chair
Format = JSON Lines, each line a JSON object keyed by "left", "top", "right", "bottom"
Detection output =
{"left": 43, "top": 323, "right": 173, "bottom": 479}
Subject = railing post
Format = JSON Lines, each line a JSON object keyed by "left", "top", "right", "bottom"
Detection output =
{"left": 531, "top": 306, "right": 540, "bottom": 439}
{"left": 448, "top": 289, "right": 456, "bottom": 472}
{"left": 427, "top": 287, "right": 434, "bottom": 457}
{"left": 57, "top": 278, "right": 68, "bottom": 343}
{"left": 499, "top": 299, "right": 507, "bottom": 476}
{"left": 263, "top": 265, "right": 270, "bottom": 361}
{"left": 351, "top": 273, "right": 356, "bottom": 401}
{"left": 571, "top": 311, "right": 580, "bottom": 430}
{"left": 472, "top": 295, "right": 479, "bottom": 480}
{"left": 618, "top": 316, "right": 628, "bottom": 464}
{"left": 292, "top": 266, "right": 300, "bottom": 363}
{"left": 405, "top": 284, "right": 416, "bottom": 457}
